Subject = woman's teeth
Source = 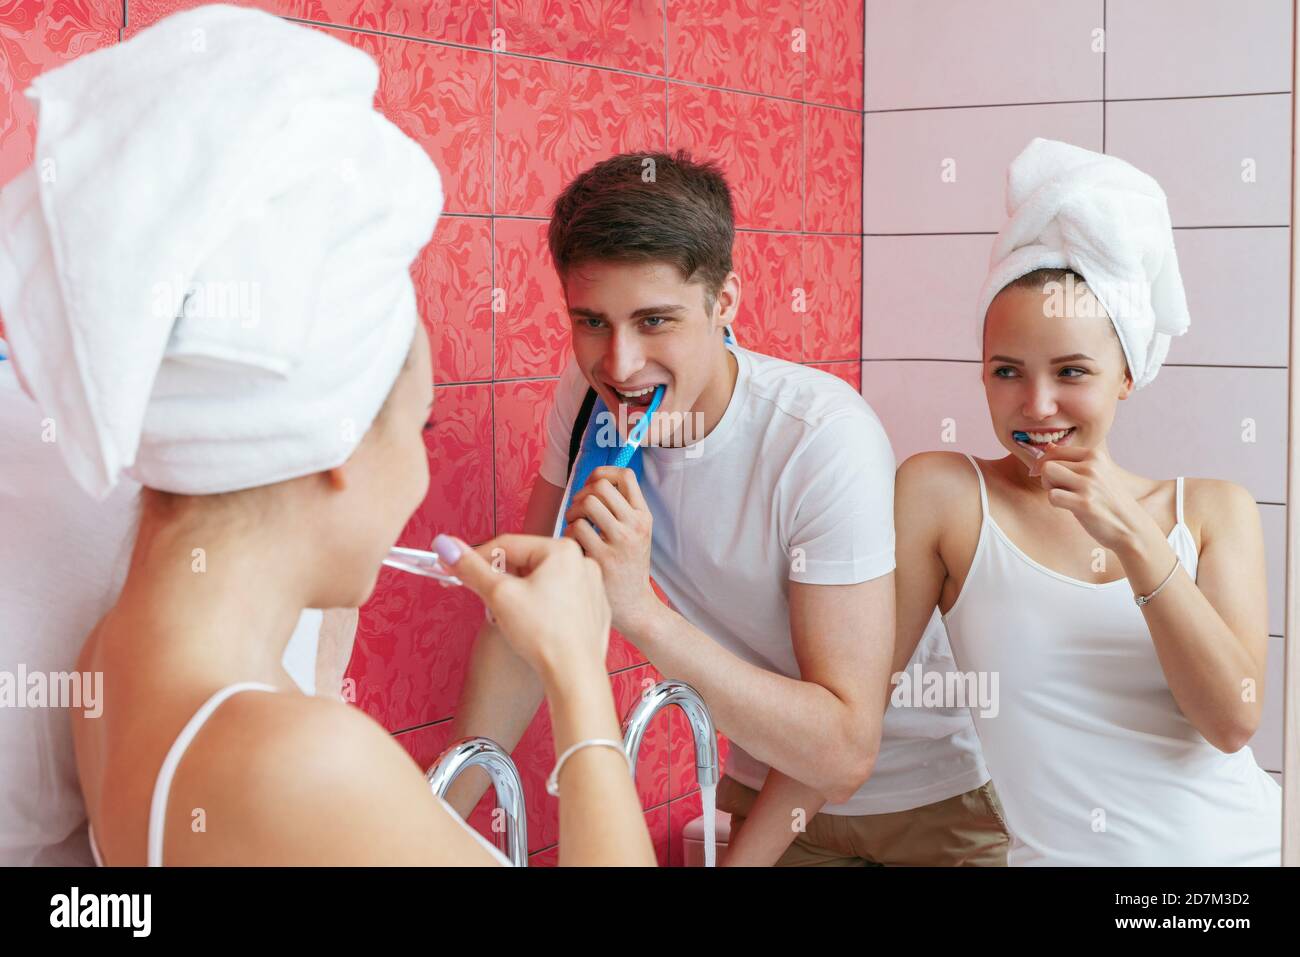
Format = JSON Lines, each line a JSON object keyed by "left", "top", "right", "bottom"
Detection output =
{"left": 1018, "top": 427, "right": 1074, "bottom": 444}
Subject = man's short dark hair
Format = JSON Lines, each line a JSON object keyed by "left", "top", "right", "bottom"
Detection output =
{"left": 547, "top": 150, "right": 736, "bottom": 313}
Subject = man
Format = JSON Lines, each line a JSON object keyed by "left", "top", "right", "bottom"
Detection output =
{"left": 446, "top": 152, "right": 1007, "bottom": 865}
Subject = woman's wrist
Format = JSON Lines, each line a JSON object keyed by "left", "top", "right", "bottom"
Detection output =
{"left": 1114, "top": 517, "right": 1178, "bottom": 591}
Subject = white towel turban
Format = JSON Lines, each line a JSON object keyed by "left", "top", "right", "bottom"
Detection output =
{"left": 0, "top": 3, "right": 443, "bottom": 501}
{"left": 975, "top": 138, "right": 1190, "bottom": 390}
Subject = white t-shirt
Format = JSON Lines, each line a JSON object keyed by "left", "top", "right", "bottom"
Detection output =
{"left": 0, "top": 355, "right": 323, "bottom": 865}
{"left": 540, "top": 342, "right": 988, "bottom": 814}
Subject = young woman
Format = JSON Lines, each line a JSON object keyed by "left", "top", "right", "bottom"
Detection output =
{"left": 2, "top": 6, "right": 655, "bottom": 867}
{"left": 891, "top": 139, "right": 1281, "bottom": 866}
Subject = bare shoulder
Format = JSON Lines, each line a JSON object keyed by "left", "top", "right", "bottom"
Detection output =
{"left": 896, "top": 450, "right": 979, "bottom": 504}
{"left": 1181, "top": 478, "right": 1262, "bottom": 546}
{"left": 163, "top": 690, "right": 453, "bottom": 865}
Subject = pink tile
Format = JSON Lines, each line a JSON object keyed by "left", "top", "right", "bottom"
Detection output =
{"left": 802, "top": 235, "right": 861, "bottom": 362}
{"left": 668, "top": 789, "right": 703, "bottom": 866}
{"left": 612, "top": 664, "right": 671, "bottom": 808}
{"left": 1, "top": 0, "right": 121, "bottom": 188}
{"left": 808, "top": 361, "right": 860, "bottom": 392}
{"left": 127, "top": 1, "right": 495, "bottom": 47}
{"left": 341, "top": 28, "right": 493, "bottom": 215}
{"left": 415, "top": 215, "right": 493, "bottom": 384}
{"left": 493, "top": 218, "right": 570, "bottom": 378}
{"left": 669, "top": 84, "right": 802, "bottom": 231}
{"left": 733, "top": 231, "right": 802, "bottom": 361}
{"left": 493, "top": 378, "right": 560, "bottom": 534}
{"left": 806, "top": 105, "right": 861, "bottom": 234}
{"left": 667, "top": 0, "right": 802, "bottom": 100}
{"left": 495, "top": 54, "right": 667, "bottom": 217}
{"left": 803, "top": 0, "right": 864, "bottom": 109}
{"left": 497, "top": 0, "right": 666, "bottom": 74}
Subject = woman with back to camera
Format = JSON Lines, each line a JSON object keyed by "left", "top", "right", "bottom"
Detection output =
{"left": 891, "top": 139, "right": 1281, "bottom": 866}
{"left": 0, "top": 5, "right": 653, "bottom": 866}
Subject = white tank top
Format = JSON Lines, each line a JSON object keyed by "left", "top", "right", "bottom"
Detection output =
{"left": 941, "top": 454, "right": 1281, "bottom": 866}
{"left": 88, "top": 683, "right": 512, "bottom": 866}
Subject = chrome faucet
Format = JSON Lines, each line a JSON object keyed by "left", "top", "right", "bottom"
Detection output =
{"left": 426, "top": 736, "right": 528, "bottom": 867}
{"left": 622, "top": 680, "right": 719, "bottom": 790}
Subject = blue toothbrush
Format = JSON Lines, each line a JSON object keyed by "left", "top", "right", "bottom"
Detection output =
{"left": 558, "top": 383, "right": 666, "bottom": 537}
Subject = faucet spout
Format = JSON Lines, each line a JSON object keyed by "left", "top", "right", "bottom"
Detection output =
{"left": 426, "top": 736, "right": 528, "bottom": 866}
{"left": 622, "top": 680, "right": 719, "bottom": 789}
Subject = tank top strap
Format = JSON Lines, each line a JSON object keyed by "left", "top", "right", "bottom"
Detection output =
{"left": 147, "top": 681, "right": 279, "bottom": 866}
{"left": 1175, "top": 476, "right": 1185, "bottom": 527}
{"left": 961, "top": 453, "right": 989, "bottom": 522}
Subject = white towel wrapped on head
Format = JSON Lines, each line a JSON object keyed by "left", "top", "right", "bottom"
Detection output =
{"left": 0, "top": 3, "right": 443, "bottom": 500}
{"left": 975, "top": 137, "right": 1189, "bottom": 389}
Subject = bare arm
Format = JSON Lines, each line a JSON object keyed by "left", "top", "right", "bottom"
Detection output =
{"left": 629, "top": 573, "right": 893, "bottom": 804}
{"left": 442, "top": 477, "right": 565, "bottom": 818}
{"left": 1115, "top": 480, "right": 1268, "bottom": 752}
{"left": 721, "top": 768, "right": 827, "bottom": 866}
{"left": 887, "top": 453, "right": 953, "bottom": 711}
{"left": 723, "top": 568, "right": 900, "bottom": 865}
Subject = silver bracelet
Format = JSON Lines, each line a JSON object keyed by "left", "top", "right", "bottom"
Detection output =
{"left": 546, "top": 738, "right": 630, "bottom": 797}
{"left": 1134, "top": 556, "right": 1181, "bottom": 607}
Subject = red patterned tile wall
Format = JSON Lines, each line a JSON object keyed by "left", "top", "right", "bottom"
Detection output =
{"left": 0, "top": 0, "right": 865, "bottom": 865}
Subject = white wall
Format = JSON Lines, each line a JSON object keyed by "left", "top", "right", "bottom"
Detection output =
{"left": 860, "top": 0, "right": 1292, "bottom": 772}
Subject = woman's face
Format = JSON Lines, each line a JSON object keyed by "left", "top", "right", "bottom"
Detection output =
{"left": 982, "top": 282, "right": 1132, "bottom": 469}
{"left": 323, "top": 326, "right": 434, "bottom": 607}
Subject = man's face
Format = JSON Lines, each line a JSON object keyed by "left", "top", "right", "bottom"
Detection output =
{"left": 565, "top": 259, "right": 736, "bottom": 445}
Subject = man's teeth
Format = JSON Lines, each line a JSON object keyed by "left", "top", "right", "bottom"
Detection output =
{"left": 615, "top": 386, "right": 657, "bottom": 400}
{"left": 1022, "top": 427, "right": 1073, "bottom": 443}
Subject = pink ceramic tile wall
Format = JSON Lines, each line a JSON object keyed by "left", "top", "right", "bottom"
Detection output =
{"left": 0, "top": 0, "right": 865, "bottom": 865}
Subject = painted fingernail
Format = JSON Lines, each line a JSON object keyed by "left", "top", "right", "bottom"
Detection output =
{"left": 433, "top": 533, "right": 462, "bottom": 565}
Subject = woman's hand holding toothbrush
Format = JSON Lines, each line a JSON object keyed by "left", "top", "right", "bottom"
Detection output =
{"left": 433, "top": 532, "right": 611, "bottom": 690}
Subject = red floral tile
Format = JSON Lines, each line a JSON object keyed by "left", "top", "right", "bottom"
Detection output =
{"left": 669, "top": 83, "right": 802, "bottom": 231}
{"left": 408, "top": 382, "right": 495, "bottom": 548}
{"left": 802, "top": 234, "right": 861, "bottom": 362}
{"left": 808, "top": 360, "right": 861, "bottom": 392}
{"left": 667, "top": 0, "right": 801, "bottom": 100}
{"left": 732, "top": 230, "right": 802, "bottom": 361}
{"left": 492, "top": 217, "right": 570, "bottom": 378}
{"left": 127, "top": 1, "right": 494, "bottom": 47}
{"left": 348, "top": 381, "right": 492, "bottom": 731}
{"left": 340, "top": 28, "right": 493, "bottom": 215}
{"left": 606, "top": 628, "right": 646, "bottom": 671}
{"left": 804, "top": 0, "right": 864, "bottom": 109}
{"left": 497, "top": 0, "right": 665, "bottom": 75}
{"left": 1, "top": 0, "right": 121, "bottom": 188}
{"left": 646, "top": 802, "right": 671, "bottom": 866}
{"left": 806, "top": 104, "right": 862, "bottom": 234}
{"left": 493, "top": 377, "right": 560, "bottom": 534}
{"left": 495, "top": 54, "right": 667, "bottom": 217}
{"left": 352, "top": 563, "right": 484, "bottom": 732}
{"left": 669, "top": 789, "right": 702, "bottom": 866}
{"left": 528, "top": 844, "right": 559, "bottom": 867}
{"left": 414, "top": 215, "right": 493, "bottom": 384}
